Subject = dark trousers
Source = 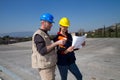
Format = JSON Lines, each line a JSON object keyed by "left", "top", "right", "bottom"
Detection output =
{"left": 58, "top": 63, "right": 82, "bottom": 80}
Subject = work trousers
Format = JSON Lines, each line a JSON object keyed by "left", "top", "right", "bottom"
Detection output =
{"left": 58, "top": 63, "right": 82, "bottom": 80}
{"left": 38, "top": 66, "right": 56, "bottom": 80}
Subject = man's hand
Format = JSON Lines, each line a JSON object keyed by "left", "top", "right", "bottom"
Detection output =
{"left": 55, "top": 39, "right": 66, "bottom": 46}
{"left": 47, "top": 39, "right": 66, "bottom": 53}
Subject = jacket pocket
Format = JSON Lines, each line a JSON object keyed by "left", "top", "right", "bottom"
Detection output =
{"left": 31, "top": 54, "right": 37, "bottom": 68}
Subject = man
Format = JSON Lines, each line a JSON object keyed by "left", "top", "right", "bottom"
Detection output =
{"left": 32, "top": 13, "right": 66, "bottom": 80}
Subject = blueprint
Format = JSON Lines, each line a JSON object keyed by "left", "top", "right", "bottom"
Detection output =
{"left": 72, "top": 34, "right": 87, "bottom": 49}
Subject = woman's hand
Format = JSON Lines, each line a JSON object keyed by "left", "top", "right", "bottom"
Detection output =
{"left": 74, "top": 41, "right": 86, "bottom": 51}
{"left": 82, "top": 41, "right": 85, "bottom": 47}
{"left": 64, "top": 46, "right": 74, "bottom": 54}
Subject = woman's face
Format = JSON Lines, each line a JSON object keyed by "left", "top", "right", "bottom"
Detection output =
{"left": 60, "top": 26, "right": 68, "bottom": 33}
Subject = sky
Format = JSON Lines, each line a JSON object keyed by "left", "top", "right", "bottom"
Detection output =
{"left": 0, "top": 0, "right": 120, "bottom": 34}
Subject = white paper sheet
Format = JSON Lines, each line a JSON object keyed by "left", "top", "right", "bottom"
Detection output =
{"left": 72, "top": 34, "right": 87, "bottom": 49}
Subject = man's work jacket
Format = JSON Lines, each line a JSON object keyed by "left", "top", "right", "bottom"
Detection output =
{"left": 32, "top": 29, "right": 57, "bottom": 69}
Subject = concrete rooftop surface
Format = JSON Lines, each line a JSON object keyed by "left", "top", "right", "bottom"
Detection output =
{"left": 0, "top": 38, "right": 120, "bottom": 80}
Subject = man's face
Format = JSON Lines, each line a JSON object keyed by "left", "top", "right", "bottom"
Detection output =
{"left": 44, "top": 21, "right": 53, "bottom": 31}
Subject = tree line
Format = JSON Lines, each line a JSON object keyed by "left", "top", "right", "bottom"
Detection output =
{"left": 0, "top": 23, "right": 120, "bottom": 45}
{"left": 0, "top": 35, "right": 31, "bottom": 45}
{"left": 77, "top": 23, "right": 120, "bottom": 38}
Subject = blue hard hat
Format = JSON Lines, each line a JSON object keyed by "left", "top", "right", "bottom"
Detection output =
{"left": 40, "top": 13, "right": 54, "bottom": 23}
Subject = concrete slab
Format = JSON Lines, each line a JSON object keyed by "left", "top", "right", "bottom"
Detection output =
{"left": 0, "top": 38, "right": 120, "bottom": 80}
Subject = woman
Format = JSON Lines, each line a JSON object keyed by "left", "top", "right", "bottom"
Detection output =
{"left": 54, "top": 17, "right": 85, "bottom": 80}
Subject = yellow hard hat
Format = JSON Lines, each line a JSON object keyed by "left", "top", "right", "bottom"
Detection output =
{"left": 59, "top": 17, "right": 70, "bottom": 27}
